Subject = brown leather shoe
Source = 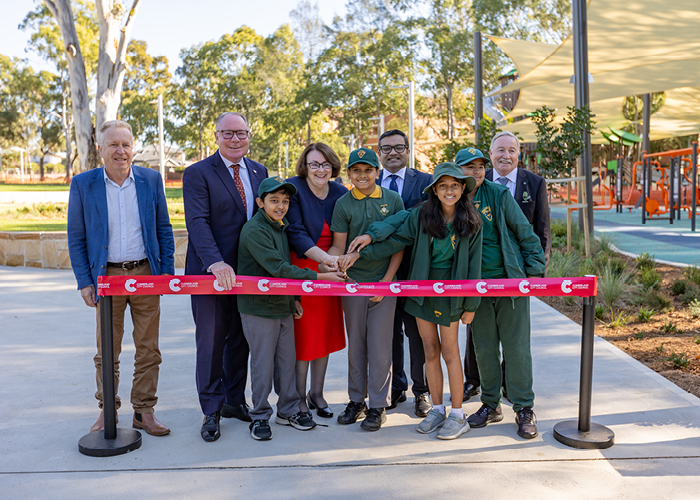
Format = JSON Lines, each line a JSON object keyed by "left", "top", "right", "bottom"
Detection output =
{"left": 133, "top": 412, "right": 170, "bottom": 436}
{"left": 89, "top": 409, "right": 118, "bottom": 433}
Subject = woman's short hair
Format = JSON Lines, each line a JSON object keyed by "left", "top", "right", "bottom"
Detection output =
{"left": 295, "top": 143, "right": 342, "bottom": 179}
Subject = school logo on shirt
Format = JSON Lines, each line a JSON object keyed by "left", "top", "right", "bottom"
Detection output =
{"left": 434, "top": 310, "right": 442, "bottom": 317}
{"left": 481, "top": 206, "right": 492, "bottom": 222}
{"left": 450, "top": 234, "right": 456, "bottom": 249}
{"left": 380, "top": 204, "right": 389, "bottom": 216}
{"left": 473, "top": 200, "right": 481, "bottom": 210}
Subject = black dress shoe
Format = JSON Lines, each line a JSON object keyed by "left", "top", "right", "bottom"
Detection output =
{"left": 414, "top": 392, "right": 432, "bottom": 418}
{"left": 360, "top": 408, "right": 387, "bottom": 431}
{"left": 201, "top": 412, "right": 221, "bottom": 442}
{"left": 515, "top": 407, "right": 538, "bottom": 439}
{"left": 467, "top": 404, "right": 504, "bottom": 428}
{"left": 221, "top": 403, "right": 252, "bottom": 422}
{"left": 387, "top": 390, "right": 407, "bottom": 410}
{"left": 337, "top": 401, "right": 367, "bottom": 424}
{"left": 462, "top": 383, "right": 481, "bottom": 402}
{"left": 307, "top": 392, "right": 333, "bottom": 418}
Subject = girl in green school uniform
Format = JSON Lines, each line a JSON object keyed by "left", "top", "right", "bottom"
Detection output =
{"left": 340, "top": 163, "right": 483, "bottom": 439}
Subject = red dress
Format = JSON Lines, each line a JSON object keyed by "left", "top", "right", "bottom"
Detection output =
{"left": 290, "top": 222, "right": 346, "bottom": 361}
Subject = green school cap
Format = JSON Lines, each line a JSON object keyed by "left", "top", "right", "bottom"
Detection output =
{"left": 257, "top": 176, "right": 297, "bottom": 198}
{"left": 454, "top": 147, "right": 489, "bottom": 166}
{"left": 347, "top": 147, "right": 379, "bottom": 169}
{"left": 424, "top": 162, "right": 477, "bottom": 194}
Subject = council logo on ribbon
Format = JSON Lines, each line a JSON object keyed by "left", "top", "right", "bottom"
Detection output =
{"left": 258, "top": 279, "right": 270, "bottom": 292}
{"left": 346, "top": 283, "right": 358, "bottom": 293}
{"left": 390, "top": 283, "right": 401, "bottom": 294}
{"left": 302, "top": 281, "right": 314, "bottom": 293}
{"left": 519, "top": 280, "right": 530, "bottom": 294}
{"left": 433, "top": 282, "right": 445, "bottom": 294}
{"left": 561, "top": 280, "right": 572, "bottom": 294}
{"left": 169, "top": 278, "right": 181, "bottom": 292}
{"left": 213, "top": 279, "right": 225, "bottom": 292}
{"left": 476, "top": 281, "right": 488, "bottom": 294}
{"left": 125, "top": 279, "right": 137, "bottom": 292}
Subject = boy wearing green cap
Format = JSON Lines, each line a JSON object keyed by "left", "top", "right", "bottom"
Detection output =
{"left": 328, "top": 147, "right": 405, "bottom": 431}
{"left": 238, "top": 177, "right": 345, "bottom": 441}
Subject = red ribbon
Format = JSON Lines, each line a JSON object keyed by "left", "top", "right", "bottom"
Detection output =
{"left": 98, "top": 275, "right": 597, "bottom": 298}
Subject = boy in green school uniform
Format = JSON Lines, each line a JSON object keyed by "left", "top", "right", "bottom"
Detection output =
{"left": 328, "top": 147, "right": 405, "bottom": 431}
{"left": 238, "top": 177, "right": 345, "bottom": 441}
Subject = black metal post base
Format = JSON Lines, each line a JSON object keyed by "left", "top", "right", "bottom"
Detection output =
{"left": 78, "top": 429, "right": 142, "bottom": 457}
{"left": 553, "top": 420, "right": 614, "bottom": 449}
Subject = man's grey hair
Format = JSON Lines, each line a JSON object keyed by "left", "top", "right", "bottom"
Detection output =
{"left": 216, "top": 112, "right": 248, "bottom": 130}
{"left": 489, "top": 131, "right": 520, "bottom": 151}
{"left": 99, "top": 120, "right": 133, "bottom": 146}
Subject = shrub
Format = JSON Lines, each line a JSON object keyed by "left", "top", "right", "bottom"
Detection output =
{"left": 689, "top": 299, "right": 700, "bottom": 319}
{"left": 637, "top": 306, "right": 655, "bottom": 323}
{"left": 656, "top": 343, "right": 665, "bottom": 353}
{"left": 547, "top": 250, "right": 581, "bottom": 278}
{"left": 597, "top": 263, "right": 637, "bottom": 311}
{"left": 665, "top": 353, "right": 690, "bottom": 369}
{"left": 607, "top": 309, "right": 631, "bottom": 328}
{"left": 637, "top": 268, "right": 661, "bottom": 290}
{"left": 671, "top": 279, "right": 687, "bottom": 296}
{"left": 681, "top": 282, "right": 700, "bottom": 304}
{"left": 595, "top": 303, "right": 606, "bottom": 320}
{"left": 633, "top": 289, "right": 671, "bottom": 311}
{"left": 634, "top": 331, "right": 645, "bottom": 339}
{"left": 635, "top": 252, "right": 656, "bottom": 270}
{"left": 661, "top": 321, "right": 682, "bottom": 334}
{"left": 693, "top": 335, "right": 700, "bottom": 345}
{"left": 683, "top": 265, "right": 700, "bottom": 286}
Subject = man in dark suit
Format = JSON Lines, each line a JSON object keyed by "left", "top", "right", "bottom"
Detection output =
{"left": 376, "top": 129, "right": 433, "bottom": 417}
{"left": 183, "top": 111, "right": 268, "bottom": 442}
{"left": 461, "top": 131, "right": 550, "bottom": 403}
{"left": 68, "top": 120, "right": 174, "bottom": 437}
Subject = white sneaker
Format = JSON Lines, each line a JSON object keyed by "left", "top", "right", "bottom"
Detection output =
{"left": 436, "top": 413, "right": 470, "bottom": 440}
{"left": 416, "top": 409, "right": 447, "bottom": 434}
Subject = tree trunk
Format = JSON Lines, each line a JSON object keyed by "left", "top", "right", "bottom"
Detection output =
{"left": 60, "top": 74, "right": 73, "bottom": 181}
{"left": 94, "top": 0, "right": 141, "bottom": 144}
{"left": 446, "top": 84, "right": 455, "bottom": 140}
{"left": 39, "top": 152, "right": 46, "bottom": 181}
{"left": 44, "top": 0, "right": 95, "bottom": 173}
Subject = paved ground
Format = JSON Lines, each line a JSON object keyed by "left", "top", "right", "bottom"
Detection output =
{"left": 551, "top": 207, "right": 700, "bottom": 267}
{"left": 1, "top": 266, "right": 699, "bottom": 499}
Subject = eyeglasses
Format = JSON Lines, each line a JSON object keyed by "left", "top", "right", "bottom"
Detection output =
{"left": 217, "top": 129, "right": 250, "bottom": 140}
{"left": 307, "top": 162, "right": 332, "bottom": 171}
{"left": 378, "top": 144, "right": 408, "bottom": 154}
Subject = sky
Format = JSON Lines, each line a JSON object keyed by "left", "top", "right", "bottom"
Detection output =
{"left": 1, "top": 0, "right": 349, "bottom": 73}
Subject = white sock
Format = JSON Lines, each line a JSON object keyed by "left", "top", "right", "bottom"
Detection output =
{"left": 450, "top": 408, "right": 464, "bottom": 419}
{"left": 433, "top": 404, "right": 445, "bottom": 415}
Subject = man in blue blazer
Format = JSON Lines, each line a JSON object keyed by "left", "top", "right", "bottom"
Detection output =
{"left": 67, "top": 120, "right": 175, "bottom": 437}
{"left": 376, "top": 129, "right": 433, "bottom": 417}
{"left": 183, "top": 112, "right": 268, "bottom": 442}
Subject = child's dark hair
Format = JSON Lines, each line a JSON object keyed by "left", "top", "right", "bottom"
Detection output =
{"left": 420, "top": 180, "right": 481, "bottom": 239}
{"left": 260, "top": 186, "right": 294, "bottom": 202}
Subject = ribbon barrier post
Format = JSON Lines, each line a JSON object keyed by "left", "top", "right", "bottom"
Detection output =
{"left": 78, "top": 295, "right": 142, "bottom": 457}
{"left": 93, "top": 274, "right": 613, "bottom": 451}
{"left": 552, "top": 277, "right": 615, "bottom": 449}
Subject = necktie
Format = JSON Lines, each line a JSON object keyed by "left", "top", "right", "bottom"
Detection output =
{"left": 389, "top": 174, "right": 399, "bottom": 193}
{"left": 497, "top": 177, "right": 509, "bottom": 187}
{"left": 232, "top": 164, "right": 247, "bottom": 213}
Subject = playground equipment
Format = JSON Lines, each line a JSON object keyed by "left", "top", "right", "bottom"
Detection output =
{"left": 642, "top": 143, "right": 698, "bottom": 231}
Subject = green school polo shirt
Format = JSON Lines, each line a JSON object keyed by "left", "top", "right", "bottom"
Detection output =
{"left": 331, "top": 185, "right": 404, "bottom": 282}
{"left": 430, "top": 222, "right": 455, "bottom": 269}
{"left": 472, "top": 186, "right": 506, "bottom": 279}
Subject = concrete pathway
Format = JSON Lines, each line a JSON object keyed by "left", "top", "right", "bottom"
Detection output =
{"left": 1, "top": 266, "right": 699, "bottom": 499}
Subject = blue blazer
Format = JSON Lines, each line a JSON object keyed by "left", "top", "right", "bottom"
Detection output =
{"left": 183, "top": 152, "right": 268, "bottom": 274}
{"left": 378, "top": 168, "right": 432, "bottom": 210}
{"left": 285, "top": 176, "right": 348, "bottom": 258}
{"left": 486, "top": 167, "right": 551, "bottom": 264}
{"left": 67, "top": 165, "right": 175, "bottom": 293}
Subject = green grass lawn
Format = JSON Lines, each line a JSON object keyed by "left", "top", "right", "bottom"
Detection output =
{"left": 0, "top": 184, "right": 70, "bottom": 191}
{"left": 0, "top": 217, "right": 186, "bottom": 231}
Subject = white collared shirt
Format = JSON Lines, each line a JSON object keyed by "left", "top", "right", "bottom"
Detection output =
{"left": 494, "top": 167, "right": 518, "bottom": 198}
{"left": 219, "top": 152, "right": 254, "bottom": 220}
{"left": 380, "top": 167, "right": 407, "bottom": 195}
{"left": 104, "top": 168, "right": 147, "bottom": 263}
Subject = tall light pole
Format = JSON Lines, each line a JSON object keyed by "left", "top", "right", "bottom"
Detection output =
{"left": 474, "top": 31, "right": 483, "bottom": 147}
{"left": 150, "top": 94, "right": 166, "bottom": 190}
{"left": 390, "top": 82, "right": 416, "bottom": 169}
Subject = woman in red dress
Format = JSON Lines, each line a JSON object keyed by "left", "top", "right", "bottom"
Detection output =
{"left": 286, "top": 143, "right": 348, "bottom": 418}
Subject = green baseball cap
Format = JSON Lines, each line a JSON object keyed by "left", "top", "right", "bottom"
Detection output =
{"left": 257, "top": 176, "right": 297, "bottom": 198}
{"left": 454, "top": 147, "right": 489, "bottom": 166}
{"left": 424, "top": 162, "right": 477, "bottom": 194}
{"left": 347, "top": 147, "right": 379, "bottom": 169}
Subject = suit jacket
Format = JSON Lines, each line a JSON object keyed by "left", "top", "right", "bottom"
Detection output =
{"left": 378, "top": 168, "right": 432, "bottom": 210}
{"left": 67, "top": 165, "right": 175, "bottom": 292}
{"left": 486, "top": 167, "right": 551, "bottom": 264}
{"left": 183, "top": 152, "right": 268, "bottom": 275}
{"left": 378, "top": 167, "right": 432, "bottom": 280}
